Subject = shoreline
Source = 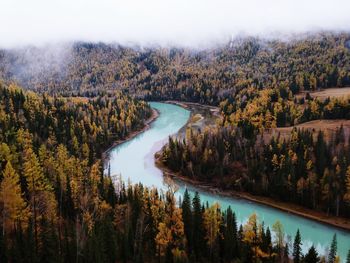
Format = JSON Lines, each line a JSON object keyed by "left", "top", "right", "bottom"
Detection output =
{"left": 104, "top": 100, "right": 350, "bottom": 232}
{"left": 102, "top": 107, "right": 159, "bottom": 159}
{"left": 155, "top": 156, "right": 350, "bottom": 232}
{"left": 164, "top": 100, "right": 221, "bottom": 118}
{"left": 153, "top": 102, "right": 350, "bottom": 232}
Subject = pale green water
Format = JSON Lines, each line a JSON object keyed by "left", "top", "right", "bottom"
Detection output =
{"left": 107, "top": 102, "right": 350, "bottom": 261}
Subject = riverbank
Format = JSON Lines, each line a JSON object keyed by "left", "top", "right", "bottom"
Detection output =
{"left": 154, "top": 102, "right": 350, "bottom": 232}
{"left": 155, "top": 157, "right": 350, "bottom": 231}
{"left": 102, "top": 108, "right": 159, "bottom": 159}
{"left": 164, "top": 100, "right": 221, "bottom": 138}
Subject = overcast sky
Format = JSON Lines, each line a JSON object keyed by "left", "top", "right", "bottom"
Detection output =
{"left": 1, "top": 0, "right": 350, "bottom": 48}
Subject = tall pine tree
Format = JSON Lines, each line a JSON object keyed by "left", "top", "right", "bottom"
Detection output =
{"left": 328, "top": 234, "right": 337, "bottom": 263}
{"left": 293, "top": 229, "right": 302, "bottom": 263}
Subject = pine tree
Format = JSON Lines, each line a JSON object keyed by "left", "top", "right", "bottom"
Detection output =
{"left": 293, "top": 229, "right": 302, "bottom": 263}
{"left": 262, "top": 226, "right": 272, "bottom": 256}
{"left": 328, "top": 234, "right": 337, "bottom": 263}
{"left": 181, "top": 189, "right": 192, "bottom": 254}
{"left": 192, "top": 192, "right": 205, "bottom": 259}
{"left": 304, "top": 245, "right": 319, "bottom": 263}
{"left": 346, "top": 249, "right": 350, "bottom": 263}
{"left": 223, "top": 206, "right": 238, "bottom": 260}
{"left": 283, "top": 243, "right": 289, "bottom": 263}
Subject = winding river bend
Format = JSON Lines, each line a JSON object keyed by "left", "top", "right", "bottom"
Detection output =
{"left": 107, "top": 102, "right": 350, "bottom": 261}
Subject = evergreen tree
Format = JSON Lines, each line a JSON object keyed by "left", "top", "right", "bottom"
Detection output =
{"left": 293, "top": 229, "right": 302, "bottom": 263}
{"left": 181, "top": 189, "right": 192, "bottom": 254}
{"left": 328, "top": 234, "right": 337, "bottom": 263}
{"left": 283, "top": 243, "right": 289, "bottom": 263}
{"left": 346, "top": 249, "right": 350, "bottom": 263}
{"left": 304, "top": 245, "right": 319, "bottom": 263}
{"left": 223, "top": 206, "right": 238, "bottom": 260}
{"left": 192, "top": 192, "right": 205, "bottom": 259}
{"left": 263, "top": 226, "right": 272, "bottom": 256}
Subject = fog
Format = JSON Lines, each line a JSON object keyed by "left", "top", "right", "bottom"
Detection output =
{"left": 1, "top": 0, "right": 350, "bottom": 48}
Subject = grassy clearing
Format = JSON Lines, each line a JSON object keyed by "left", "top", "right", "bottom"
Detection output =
{"left": 296, "top": 87, "right": 350, "bottom": 101}
{"left": 263, "top": 119, "right": 350, "bottom": 143}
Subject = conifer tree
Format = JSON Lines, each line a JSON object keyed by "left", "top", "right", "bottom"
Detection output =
{"left": 203, "top": 203, "right": 221, "bottom": 260}
{"left": 192, "top": 192, "right": 205, "bottom": 259}
{"left": 223, "top": 206, "right": 238, "bottom": 260}
{"left": 304, "top": 245, "right": 320, "bottom": 263}
{"left": 181, "top": 189, "right": 192, "bottom": 254}
{"left": 328, "top": 234, "right": 337, "bottom": 263}
{"left": 293, "top": 229, "right": 302, "bottom": 263}
{"left": 346, "top": 249, "right": 350, "bottom": 263}
{"left": 0, "top": 162, "right": 30, "bottom": 235}
{"left": 23, "top": 147, "right": 56, "bottom": 254}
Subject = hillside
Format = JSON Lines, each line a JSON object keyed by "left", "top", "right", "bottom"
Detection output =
{"left": 0, "top": 33, "right": 349, "bottom": 105}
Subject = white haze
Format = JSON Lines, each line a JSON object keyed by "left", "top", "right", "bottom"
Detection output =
{"left": 1, "top": 0, "right": 350, "bottom": 48}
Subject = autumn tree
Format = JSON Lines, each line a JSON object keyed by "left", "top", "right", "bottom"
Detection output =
{"left": 23, "top": 146, "right": 57, "bottom": 254}
{"left": 203, "top": 203, "right": 222, "bottom": 260}
{"left": 0, "top": 162, "right": 30, "bottom": 235}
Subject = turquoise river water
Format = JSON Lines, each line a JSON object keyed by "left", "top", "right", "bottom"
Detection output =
{"left": 106, "top": 102, "right": 350, "bottom": 261}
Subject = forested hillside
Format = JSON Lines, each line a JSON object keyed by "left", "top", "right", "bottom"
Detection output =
{"left": 160, "top": 124, "right": 350, "bottom": 218}
{"left": 0, "top": 33, "right": 349, "bottom": 104}
{"left": 1, "top": 32, "right": 350, "bottom": 262}
{"left": 1, "top": 83, "right": 345, "bottom": 262}
{"left": 0, "top": 83, "right": 151, "bottom": 262}
{"left": 158, "top": 44, "right": 350, "bottom": 219}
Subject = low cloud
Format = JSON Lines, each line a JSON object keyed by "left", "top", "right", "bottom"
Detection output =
{"left": 1, "top": 0, "right": 350, "bottom": 48}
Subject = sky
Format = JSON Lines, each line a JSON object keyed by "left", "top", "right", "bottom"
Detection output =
{"left": 1, "top": 0, "right": 350, "bottom": 48}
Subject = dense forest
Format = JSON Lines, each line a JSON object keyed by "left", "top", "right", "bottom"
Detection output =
{"left": 219, "top": 86, "right": 350, "bottom": 131}
{"left": 160, "top": 123, "right": 350, "bottom": 218}
{"left": 1, "top": 32, "right": 350, "bottom": 262}
{"left": 1, "top": 83, "right": 347, "bottom": 262}
{"left": 0, "top": 33, "right": 349, "bottom": 104}
{"left": 158, "top": 51, "right": 350, "bottom": 219}
{"left": 0, "top": 83, "right": 148, "bottom": 262}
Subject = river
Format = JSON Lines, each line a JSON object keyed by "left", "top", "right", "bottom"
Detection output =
{"left": 106, "top": 102, "right": 350, "bottom": 261}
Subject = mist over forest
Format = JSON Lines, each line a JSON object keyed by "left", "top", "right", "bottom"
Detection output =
{"left": 1, "top": 1, "right": 350, "bottom": 263}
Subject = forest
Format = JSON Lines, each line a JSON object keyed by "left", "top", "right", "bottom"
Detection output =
{"left": 0, "top": 33, "right": 349, "bottom": 104}
{"left": 1, "top": 32, "right": 350, "bottom": 262}
{"left": 1, "top": 83, "right": 347, "bottom": 262}
{"left": 160, "top": 124, "right": 350, "bottom": 217}
{"left": 1, "top": 80, "right": 348, "bottom": 262}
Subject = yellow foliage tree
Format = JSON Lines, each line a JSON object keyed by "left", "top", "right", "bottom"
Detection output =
{"left": 23, "top": 147, "right": 57, "bottom": 250}
{"left": 0, "top": 162, "right": 30, "bottom": 235}
{"left": 203, "top": 202, "right": 222, "bottom": 257}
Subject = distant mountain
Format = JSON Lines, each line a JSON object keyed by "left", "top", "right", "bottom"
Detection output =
{"left": 0, "top": 32, "right": 350, "bottom": 104}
